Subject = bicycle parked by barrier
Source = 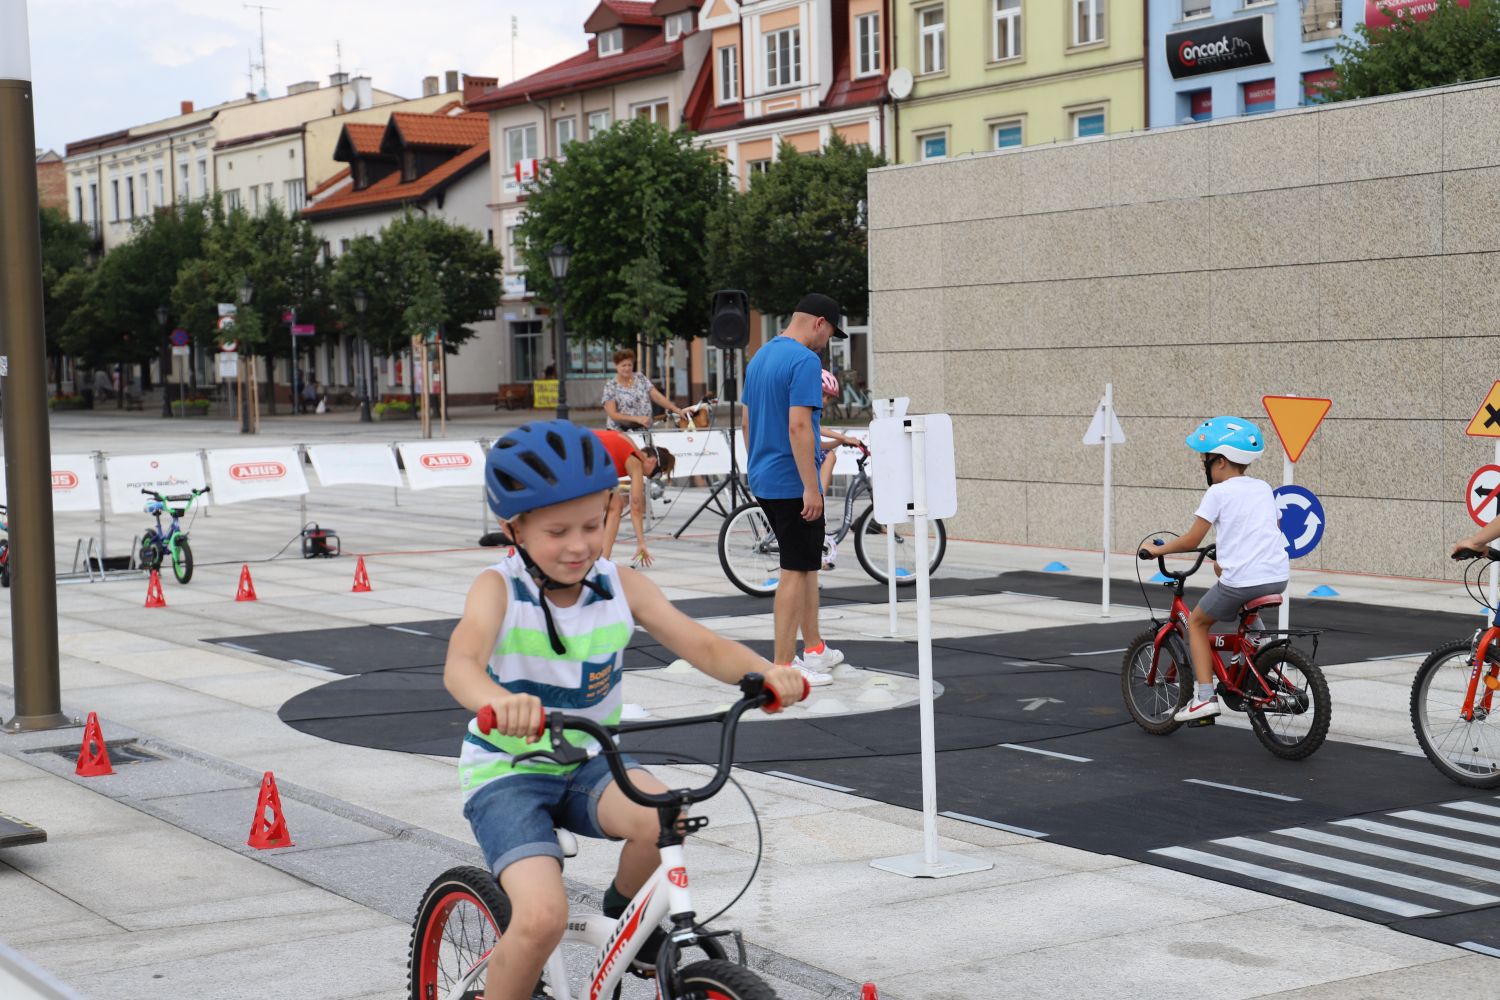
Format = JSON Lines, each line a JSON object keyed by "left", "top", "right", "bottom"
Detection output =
{"left": 138, "top": 487, "right": 208, "bottom": 584}
{"left": 409, "top": 673, "right": 801, "bottom": 1000}
{"left": 1410, "top": 547, "right": 1500, "bottom": 788}
{"left": 716, "top": 442, "right": 946, "bottom": 596}
{"left": 1123, "top": 541, "right": 1331, "bottom": 759}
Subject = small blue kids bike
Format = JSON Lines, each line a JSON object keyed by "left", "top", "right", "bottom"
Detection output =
{"left": 139, "top": 487, "right": 208, "bottom": 584}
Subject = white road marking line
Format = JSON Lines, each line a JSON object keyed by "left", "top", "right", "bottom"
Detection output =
{"left": 1151, "top": 846, "right": 1438, "bottom": 917}
{"left": 386, "top": 626, "right": 430, "bottom": 636}
{"left": 1067, "top": 648, "right": 1128, "bottom": 656}
{"left": 1000, "top": 591, "right": 1061, "bottom": 601}
{"left": 1333, "top": 817, "right": 1500, "bottom": 854}
{"left": 1460, "top": 941, "right": 1500, "bottom": 959}
{"left": 1184, "top": 778, "right": 1301, "bottom": 802}
{"left": 1389, "top": 809, "right": 1500, "bottom": 840}
{"left": 289, "top": 658, "right": 336, "bottom": 673}
{"left": 1365, "top": 652, "right": 1429, "bottom": 661}
{"left": 1444, "top": 800, "right": 1500, "bottom": 820}
{"left": 217, "top": 642, "right": 259, "bottom": 654}
{"left": 1276, "top": 827, "right": 1500, "bottom": 885}
{"left": 763, "top": 771, "right": 855, "bottom": 793}
{"left": 939, "top": 811, "right": 1048, "bottom": 838}
{"left": 999, "top": 743, "right": 1093, "bottom": 763}
{"left": 1212, "top": 836, "right": 1499, "bottom": 906}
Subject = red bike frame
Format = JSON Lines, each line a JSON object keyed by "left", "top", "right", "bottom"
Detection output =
{"left": 1460, "top": 622, "right": 1500, "bottom": 721}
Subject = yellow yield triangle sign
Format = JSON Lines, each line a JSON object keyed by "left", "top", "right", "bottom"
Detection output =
{"left": 1466, "top": 381, "right": 1500, "bottom": 438}
{"left": 1262, "top": 396, "right": 1331, "bottom": 463}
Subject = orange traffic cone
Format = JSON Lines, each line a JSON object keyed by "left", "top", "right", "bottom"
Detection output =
{"left": 144, "top": 569, "right": 167, "bottom": 608}
{"left": 75, "top": 712, "right": 113, "bottom": 777}
{"left": 235, "top": 564, "right": 258, "bottom": 602}
{"left": 861, "top": 986, "right": 878, "bottom": 1000}
{"left": 246, "top": 771, "right": 294, "bottom": 849}
{"left": 351, "top": 556, "right": 372, "bottom": 593}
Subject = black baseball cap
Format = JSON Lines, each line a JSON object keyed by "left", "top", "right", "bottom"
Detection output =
{"left": 794, "top": 292, "right": 847, "bottom": 340}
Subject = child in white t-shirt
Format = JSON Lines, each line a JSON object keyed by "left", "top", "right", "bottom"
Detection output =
{"left": 1141, "top": 417, "right": 1289, "bottom": 722}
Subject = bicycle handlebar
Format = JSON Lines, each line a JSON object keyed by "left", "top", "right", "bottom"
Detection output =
{"left": 1453, "top": 546, "right": 1500, "bottom": 562}
{"left": 142, "top": 487, "right": 210, "bottom": 502}
{"left": 474, "top": 672, "right": 808, "bottom": 809}
{"left": 1137, "top": 542, "right": 1217, "bottom": 581}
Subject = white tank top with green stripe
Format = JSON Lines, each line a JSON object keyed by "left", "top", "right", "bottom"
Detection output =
{"left": 458, "top": 553, "right": 634, "bottom": 801}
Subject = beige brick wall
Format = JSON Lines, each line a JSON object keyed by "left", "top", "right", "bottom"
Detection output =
{"left": 868, "top": 81, "right": 1500, "bottom": 582}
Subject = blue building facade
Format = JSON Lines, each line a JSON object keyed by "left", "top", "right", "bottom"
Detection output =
{"left": 1147, "top": 1, "right": 1365, "bottom": 127}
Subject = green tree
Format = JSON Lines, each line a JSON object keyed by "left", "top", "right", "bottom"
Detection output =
{"left": 707, "top": 135, "right": 883, "bottom": 320}
{"left": 39, "top": 207, "right": 93, "bottom": 355}
{"left": 1329, "top": 0, "right": 1500, "bottom": 102}
{"left": 516, "top": 117, "right": 730, "bottom": 349}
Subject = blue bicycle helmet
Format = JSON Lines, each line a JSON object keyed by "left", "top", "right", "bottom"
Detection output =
{"left": 485, "top": 420, "right": 618, "bottom": 520}
{"left": 1186, "top": 416, "right": 1265, "bottom": 465}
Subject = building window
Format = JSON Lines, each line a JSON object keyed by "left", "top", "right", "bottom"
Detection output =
{"left": 918, "top": 131, "right": 947, "bottom": 160}
{"left": 719, "top": 45, "right": 740, "bottom": 102}
{"left": 993, "top": 0, "right": 1021, "bottom": 61}
{"left": 556, "top": 116, "right": 576, "bottom": 152}
{"left": 1302, "top": 68, "right": 1338, "bottom": 105}
{"left": 512, "top": 321, "right": 543, "bottom": 381}
{"left": 918, "top": 6, "right": 945, "bottom": 74}
{"left": 1073, "top": 0, "right": 1104, "bottom": 46}
{"left": 88, "top": 181, "right": 97, "bottom": 223}
{"left": 1071, "top": 108, "right": 1105, "bottom": 138}
{"left": 856, "top": 12, "right": 881, "bottom": 77}
{"left": 285, "top": 178, "right": 305, "bottom": 211}
{"left": 224, "top": 188, "right": 241, "bottom": 211}
{"left": 665, "top": 10, "right": 694, "bottom": 41}
{"left": 74, "top": 186, "right": 83, "bottom": 222}
{"left": 1243, "top": 79, "right": 1276, "bottom": 114}
{"left": 598, "top": 28, "right": 623, "bottom": 56}
{"left": 588, "top": 110, "right": 611, "bottom": 139}
{"left": 747, "top": 159, "right": 771, "bottom": 178}
{"left": 155, "top": 169, "right": 165, "bottom": 207}
{"left": 139, "top": 173, "right": 149, "bottom": 213}
{"left": 1182, "top": 0, "right": 1211, "bottom": 17}
{"left": 125, "top": 176, "right": 135, "bottom": 219}
{"left": 505, "top": 123, "right": 538, "bottom": 175}
{"left": 264, "top": 183, "right": 274, "bottom": 208}
{"left": 505, "top": 223, "right": 522, "bottom": 271}
{"left": 1303, "top": 0, "right": 1343, "bottom": 42}
{"left": 249, "top": 184, "right": 259, "bottom": 214}
{"left": 992, "top": 120, "right": 1023, "bottom": 149}
{"left": 633, "top": 100, "right": 670, "bottom": 125}
{"left": 765, "top": 26, "right": 802, "bottom": 89}
{"left": 178, "top": 162, "right": 189, "bottom": 201}
{"left": 197, "top": 159, "right": 208, "bottom": 196}
{"left": 1187, "top": 89, "right": 1212, "bottom": 122}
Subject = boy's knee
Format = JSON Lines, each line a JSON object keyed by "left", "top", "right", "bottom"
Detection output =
{"left": 507, "top": 894, "right": 568, "bottom": 947}
{"left": 1188, "top": 610, "right": 1214, "bottom": 632}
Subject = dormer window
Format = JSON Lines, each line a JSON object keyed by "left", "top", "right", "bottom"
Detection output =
{"left": 598, "top": 28, "right": 623, "bottom": 56}
{"left": 665, "top": 11, "right": 694, "bottom": 42}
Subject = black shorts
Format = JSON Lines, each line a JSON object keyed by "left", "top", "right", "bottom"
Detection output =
{"left": 758, "top": 497, "right": 825, "bottom": 572}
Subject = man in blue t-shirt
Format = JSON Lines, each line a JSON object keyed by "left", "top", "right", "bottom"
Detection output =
{"left": 742, "top": 292, "right": 848, "bottom": 687}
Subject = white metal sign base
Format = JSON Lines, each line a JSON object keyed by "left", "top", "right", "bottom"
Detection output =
{"left": 870, "top": 849, "right": 995, "bottom": 879}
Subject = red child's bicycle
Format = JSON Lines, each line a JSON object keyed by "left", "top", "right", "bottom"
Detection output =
{"left": 1121, "top": 542, "right": 1332, "bottom": 759}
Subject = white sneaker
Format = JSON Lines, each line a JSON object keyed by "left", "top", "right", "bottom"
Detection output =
{"left": 821, "top": 536, "right": 838, "bottom": 571}
{"left": 1174, "top": 697, "right": 1221, "bottom": 723}
{"left": 800, "top": 644, "right": 845, "bottom": 672}
{"left": 791, "top": 657, "right": 834, "bottom": 687}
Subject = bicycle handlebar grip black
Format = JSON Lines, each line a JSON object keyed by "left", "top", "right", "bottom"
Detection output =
{"left": 1137, "top": 548, "right": 1153, "bottom": 560}
{"left": 1453, "top": 548, "right": 1485, "bottom": 561}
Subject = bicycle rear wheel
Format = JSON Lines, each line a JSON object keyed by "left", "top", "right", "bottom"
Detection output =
{"left": 676, "top": 959, "right": 778, "bottom": 1000}
{"left": 1121, "top": 628, "right": 1189, "bottom": 735}
{"left": 852, "top": 506, "right": 946, "bottom": 586}
{"left": 1411, "top": 639, "right": 1500, "bottom": 788}
{"left": 718, "top": 501, "right": 780, "bottom": 597}
{"left": 1246, "top": 644, "right": 1330, "bottom": 760}
{"left": 138, "top": 532, "right": 162, "bottom": 572}
{"left": 409, "top": 865, "right": 517, "bottom": 1000}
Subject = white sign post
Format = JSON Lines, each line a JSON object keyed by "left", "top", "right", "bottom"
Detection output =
{"left": 869, "top": 413, "right": 992, "bottom": 880}
{"left": 864, "top": 398, "right": 912, "bottom": 639}
{"left": 1082, "top": 384, "right": 1125, "bottom": 617}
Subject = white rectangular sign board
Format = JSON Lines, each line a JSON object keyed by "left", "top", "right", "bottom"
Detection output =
{"left": 106, "top": 452, "right": 210, "bottom": 514}
{"left": 398, "top": 440, "right": 487, "bottom": 490}
{"left": 0, "top": 453, "right": 101, "bottom": 512}
{"left": 205, "top": 447, "right": 309, "bottom": 504}
{"left": 307, "top": 444, "right": 403, "bottom": 488}
{"left": 830, "top": 429, "right": 871, "bottom": 476}
{"left": 869, "top": 413, "right": 958, "bottom": 526}
{"left": 645, "top": 430, "right": 736, "bottom": 478}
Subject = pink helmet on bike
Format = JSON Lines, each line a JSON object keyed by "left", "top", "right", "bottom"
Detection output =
{"left": 821, "top": 369, "right": 839, "bottom": 396}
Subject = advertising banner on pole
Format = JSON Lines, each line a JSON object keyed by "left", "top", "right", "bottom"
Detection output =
{"left": 0, "top": 453, "right": 101, "bottom": 512}
{"left": 831, "top": 429, "right": 871, "bottom": 475}
{"left": 645, "top": 430, "right": 736, "bottom": 478}
{"left": 205, "top": 447, "right": 309, "bottom": 504}
{"left": 307, "top": 444, "right": 403, "bottom": 488}
{"left": 105, "top": 452, "right": 210, "bottom": 514}
{"left": 398, "top": 441, "right": 487, "bottom": 490}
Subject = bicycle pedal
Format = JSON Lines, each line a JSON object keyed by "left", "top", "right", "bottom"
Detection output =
{"left": 1187, "top": 716, "right": 1216, "bottom": 728}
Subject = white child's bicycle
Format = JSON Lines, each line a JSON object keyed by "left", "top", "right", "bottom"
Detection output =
{"left": 408, "top": 673, "right": 804, "bottom": 1000}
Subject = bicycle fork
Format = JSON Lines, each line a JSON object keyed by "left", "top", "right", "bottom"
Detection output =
{"left": 1462, "top": 630, "right": 1500, "bottom": 723}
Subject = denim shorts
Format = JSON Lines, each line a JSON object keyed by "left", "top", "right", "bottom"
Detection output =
{"left": 463, "top": 753, "right": 643, "bottom": 878}
{"left": 1196, "top": 580, "right": 1286, "bottom": 622}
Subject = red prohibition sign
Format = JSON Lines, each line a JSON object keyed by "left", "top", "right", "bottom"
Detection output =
{"left": 1466, "top": 464, "right": 1500, "bottom": 526}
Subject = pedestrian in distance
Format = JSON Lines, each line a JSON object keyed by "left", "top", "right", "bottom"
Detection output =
{"left": 741, "top": 292, "right": 849, "bottom": 687}
{"left": 591, "top": 427, "right": 675, "bottom": 568}
{"left": 601, "top": 348, "right": 687, "bottom": 431}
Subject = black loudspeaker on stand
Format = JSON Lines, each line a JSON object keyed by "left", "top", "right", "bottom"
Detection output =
{"left": 674, "top": 290, "right": 753, "bottom": 538}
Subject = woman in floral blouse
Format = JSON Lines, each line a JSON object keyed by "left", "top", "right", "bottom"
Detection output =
{"left": 600, "top": 348, "right": 685, "bottom": 430}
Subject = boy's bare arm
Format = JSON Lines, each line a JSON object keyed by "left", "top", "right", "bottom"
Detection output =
{"left": 1147, "top": 517, "right": 1212, "bottom": 556}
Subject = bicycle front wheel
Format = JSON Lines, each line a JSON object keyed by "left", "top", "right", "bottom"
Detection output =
{"left": 677, "top": 959, "right": 778, "bottom": 1000}
{"left": 171, "top": 538, "right": 194, "bottom": 585}
{"left": 1121, "top": 628, "right": 1190, "bottom": 735}
{"left": 409, "top": 865, "right": 517, "bottom": 1000}
{"left": 852, "top": 505, "right": 946, "bottom": 586}
{"left": 718, "top": 502, "right": 781, "bottom": 597}
{"left": 1247, "top": 644, "right": 1330, "bottom": 760}
{"left": 1411, "top": 639, "right": 1500, "bottom": 788}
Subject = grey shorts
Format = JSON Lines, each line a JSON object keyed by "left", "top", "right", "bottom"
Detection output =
{"left": 1195, "top": 580, "right": 1286, "bottom": 622}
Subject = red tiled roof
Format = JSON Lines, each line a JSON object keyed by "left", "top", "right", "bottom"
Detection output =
{"left": 650, "top": 0, "right": 701, "bottom": 14}
{"left": 385, "top": 111, "right": 488, "bottom": 151}
{"left": 344, "top": 123, "right": 386, "bottom": 155}
{"left": 469, "top": 33, "right": 681, "bottom": 111}
{"left": 307, "top": 167, "right": 351, "bottom": 200}
{"left": 301, "top": 142, "right": 489, "bottom": 219}
{"left": 585, "top": 0, "right": 659, "bottom": 31}
{"left": 682, "top": 47, "right": 743, "bottom": 133}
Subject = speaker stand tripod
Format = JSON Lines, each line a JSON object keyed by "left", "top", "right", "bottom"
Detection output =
{"left": 674, "top": 348, "right": 752, "bottom": 538}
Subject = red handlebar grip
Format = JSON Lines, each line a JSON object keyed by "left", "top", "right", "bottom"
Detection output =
{"left": 763, "top": 674, "right": 812, "bottom": 714}
{"left": 476, "top": 704, "right": 496, "bottom": 734}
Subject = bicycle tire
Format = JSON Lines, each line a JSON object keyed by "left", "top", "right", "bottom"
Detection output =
{"left": 851, "top": 505, "right": 946, "bottom": 586}
{"left": 676, "top": 959, "right": 779, "bottom": 1000}
{"left": 718, "top": 501, "right": 780, "bottom": 597}
{"left": 171, "top": 537, "right": 194, "bottom": 585}
{"left": 1410, "top": 639, "right": 1500, "bottom": 788}
{"left": 138, "top": 532, "right": 162, "bottom": 572}
{"left": 1120, "top": 628, "right": 1190, "bottom": 735}
{"left": 1246, "top": 644, "right": 1330, "bottom": 760}
{"left": 409, "top": 865, "right": 522, "bottom": 1000}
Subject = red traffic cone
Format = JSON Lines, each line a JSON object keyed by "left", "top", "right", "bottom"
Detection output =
{"left": 351, "top": 555, "right": 372, "bottom": 593}
{"left": 861, "top": 986, "right": 878, "bottom": 1000}
{"left": 144, "top": 569, "right": 167, "bottom": 608}
{"left": 75, "top": 712, "right": 113, "bottom": 777}
{"left": 247, "top": 771, "right": 294, "bottom": 849}
{"left": 235, "top": 564, "right": 258, "bottom": 602}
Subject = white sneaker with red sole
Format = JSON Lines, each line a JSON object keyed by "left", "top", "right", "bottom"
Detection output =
{"left": 1174, "top": 697, "right": 1221, "bottom": 723}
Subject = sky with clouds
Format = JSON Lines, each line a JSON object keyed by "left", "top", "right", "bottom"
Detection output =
{"left": 27, "top": 0, "right": 601, "bottom": 153}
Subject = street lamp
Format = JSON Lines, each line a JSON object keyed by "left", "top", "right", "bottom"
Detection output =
{"left": 156, "top": 304, "right": 171, "bottom": 417}
{"left": 238, "top": 278, "right": 254, "bottom": 433}
{"left": 547, "top": 243, "right": 571, "bottom": 422}
{"left": 353, "top": 287, "right": 372, "bottom": 423}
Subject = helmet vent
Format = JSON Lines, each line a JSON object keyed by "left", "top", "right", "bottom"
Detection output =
{"left": 545, "top": 430, "right": 567, "bottom": 460}
{"left": 579, "top": 435, "right": 598, "bottom": 475}
{"left": 520, "top": 450, "right": 557, "bottom": 485}
{"left": 495, "top": 470, "right": 524, "bottom": 493}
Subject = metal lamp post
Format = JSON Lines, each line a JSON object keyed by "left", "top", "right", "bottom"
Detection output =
{"left": 354, "top": 287, "right": 372, "bottom": 422}
{"left": 548, "top": 243, "right": 571, "bottom": 422}
{"left": 157, "top": 304, "right": 172, "bottom": 417}
{"left": 238, "top": 277, "right": 254, "bottom": 433}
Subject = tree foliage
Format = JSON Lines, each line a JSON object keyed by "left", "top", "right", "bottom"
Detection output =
{"left": 708, "top": 136, "right": 883, "bottom": 320}
{"left": 39, "top": 207, "right": 94, "bottom": 354}
{"left": 1330, "top": 0, "right": 1500, "bottom": 102}
{"left": 516, "top": 117, "right": 730, "bottom": 347}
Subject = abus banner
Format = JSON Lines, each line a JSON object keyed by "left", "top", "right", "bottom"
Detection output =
{"left": 306, "top": 444, "right": 403, "bottom": 488}
{"left": 0, "top": 453, "right": 101, "bottom": 512}
{"left": 1366, "top": 0, "right": 1467, "bottom": 29}
{"left": 205, "top": 447, "right": 309, "bottom": 504}
{"left": 105, "top": 452, "right": 210, "bottom": 514}
{"left": 1166, "top": 15, "right": 1272, "bottom": 79}
{"left": 398, "top": 441, "right": 487, "bottom": 490}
